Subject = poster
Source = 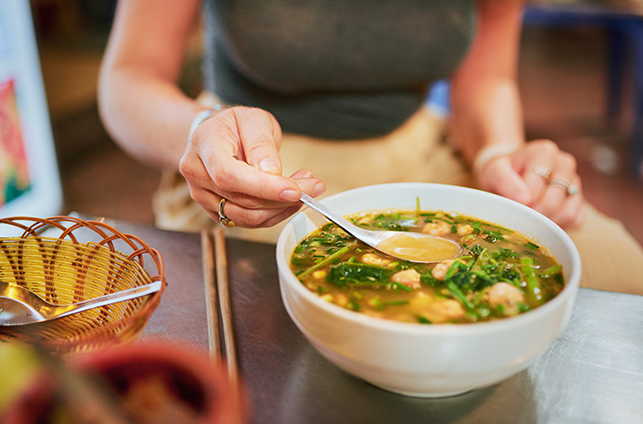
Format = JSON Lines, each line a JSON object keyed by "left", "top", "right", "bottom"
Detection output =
{"left": 0, "top": 0, "right": 62, "bottom": 222}
{"left": 0, "top": 79, "right": 31, "bottom": 207}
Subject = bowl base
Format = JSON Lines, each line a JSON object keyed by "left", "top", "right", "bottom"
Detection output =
{"left": 370, "top": 382, "right": 473, "bottom": 398}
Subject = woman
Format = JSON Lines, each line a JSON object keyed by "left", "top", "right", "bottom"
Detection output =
{"left": 98, "top": 0, "right": 643, "bottom": 294}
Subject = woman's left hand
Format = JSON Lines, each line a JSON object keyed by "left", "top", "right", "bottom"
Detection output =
{"left": 476, "top": 139, "right": 585, "bottom": 229}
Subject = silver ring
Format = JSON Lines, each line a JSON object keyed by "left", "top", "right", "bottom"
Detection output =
{"left": 548, "top": 177, "right": 579, "bottom": 195}
{"left": 218, "top": 198, "right": 235, "bottom": 227}
{"left": 534, "top": 165, "right": 552, "bottom": 180}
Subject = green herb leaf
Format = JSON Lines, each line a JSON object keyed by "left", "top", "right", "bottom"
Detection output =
{"left": 299, "top": 246, "right": 351, "bottom": 279}
{"left": 417, "top": 316, "right": 432, "bottom": 324}
{"left": 326, "top": 263, "right": 393, "bottom": 288}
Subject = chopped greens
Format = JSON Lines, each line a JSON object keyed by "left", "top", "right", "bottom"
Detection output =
{"left": 326, "top": 263, "right": 394, "bottom": 288}
{"left": 291, "top": 208, "right": 565, "bottom": 324}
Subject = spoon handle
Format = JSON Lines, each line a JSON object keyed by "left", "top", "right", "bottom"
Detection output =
{"left": 299, "top": 193, "right": 382, "bottom": 248}
{"left": 49, "top": 280, "right": 163, "bottom": 319}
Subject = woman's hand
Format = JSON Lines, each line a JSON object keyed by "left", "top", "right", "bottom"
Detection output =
{"left": 179, "top": 106, "right": 326, "bottom": 228}
{"left": 450, "top": 2, "right": 586, "bottom": 229}
{"left": 476, "top": 140, "right": 585, "bottom": 229}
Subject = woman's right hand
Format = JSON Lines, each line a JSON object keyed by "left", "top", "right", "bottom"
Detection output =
{"left": 179, "top": 106, "right": 326, "bottom": 228}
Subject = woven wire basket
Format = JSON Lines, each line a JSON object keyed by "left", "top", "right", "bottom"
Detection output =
{"left": 0, "top": 216, "right": 166, "bottom": 355}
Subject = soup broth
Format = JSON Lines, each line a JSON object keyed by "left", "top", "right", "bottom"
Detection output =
{"left": 290, "top": 209, "right": 564, "bottom": 324}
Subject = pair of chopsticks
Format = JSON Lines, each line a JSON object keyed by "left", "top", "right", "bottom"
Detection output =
{"left": 201, "top": 226, "right": 239, "bottom": 395}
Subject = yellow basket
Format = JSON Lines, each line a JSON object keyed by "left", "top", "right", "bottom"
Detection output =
{"left": 0, "top": 216, "right": 166, "bottom": 355}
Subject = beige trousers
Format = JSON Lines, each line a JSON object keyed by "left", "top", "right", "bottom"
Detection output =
{"left": 154, "top": 96, "right": 643, "bottom": 295}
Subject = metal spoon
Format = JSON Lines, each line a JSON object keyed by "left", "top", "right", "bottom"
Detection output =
{"left": 0, "top": 279, "right": 162, "bottom": 326}
{"left": 300, "top": 193, "right": 462, "bottom": 263}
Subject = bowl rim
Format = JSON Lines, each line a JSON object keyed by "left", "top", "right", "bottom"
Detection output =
{"left": 276, "top": 182, "right": 582, "bottom": 335}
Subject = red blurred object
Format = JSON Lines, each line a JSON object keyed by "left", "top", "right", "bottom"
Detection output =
{"left": 4, "top": 341, "right": 248, "bottom": 424}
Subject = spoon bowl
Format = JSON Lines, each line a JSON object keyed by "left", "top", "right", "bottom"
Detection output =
{"left": 300, "top": 193, "right": 461, "bottom": 263}
{"left": 0, "top": 280, "right": 163, "bottom": 326}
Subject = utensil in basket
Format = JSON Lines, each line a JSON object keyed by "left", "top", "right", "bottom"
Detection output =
{"left": 0, "top": 216, "right": 166, "bottom": 355}
{"left": 0, "top": 280, "right": 163, "bottom": 326}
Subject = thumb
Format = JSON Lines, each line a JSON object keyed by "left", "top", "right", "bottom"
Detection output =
{"left": 482, "top": 158, "right": 532, "bottom": 205}
{"left": 234, "top": 107, "right": 284, "bottom": 176}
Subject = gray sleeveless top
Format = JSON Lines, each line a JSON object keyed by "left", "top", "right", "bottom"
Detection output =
{"left": 202, "top": 0, "right": 475, "bottom": 139}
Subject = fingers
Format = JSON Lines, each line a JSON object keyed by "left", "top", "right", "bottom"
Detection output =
{"left": 478, "top": 139, "right": 586, "bottom": 229}
{"left": 233, "top": 108, "right": 284, "bottom": 175}
{"left": 478, "top": 156, "right": 532, "bottom": 205}
{"left": 179, "top": 105, "right": 327, "bottom": 228}
{"left": 514, "top": 140, "right": 561, "bottom": 205}
{"left": 515, "top": 140, "right": 585, "bottom": 228}
{"left": 217, "top": 172, "right": 325, "bottom": 228}
{"left": 191, "top": 170, "right": 325, "bottom": 229}
{"left": 531, "top": 165, "right": 585, "bottom": 228}
{"left": 183, "top": 107, "right": 301, "bottom": 204}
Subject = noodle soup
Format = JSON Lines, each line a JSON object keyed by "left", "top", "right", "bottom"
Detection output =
{"left": 290, "top": 208, "right": 564, "bottom": 324}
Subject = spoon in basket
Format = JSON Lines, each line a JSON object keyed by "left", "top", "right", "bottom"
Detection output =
{"left": 299, "top": 193, "right": 462, "bottom": 263}
{"left": 0, "top": 279, "right": 162, "bottom": 326}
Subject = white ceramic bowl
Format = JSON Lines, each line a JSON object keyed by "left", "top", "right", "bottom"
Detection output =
{"left": 276, "top": 183, "right": 581, "bottom": 398}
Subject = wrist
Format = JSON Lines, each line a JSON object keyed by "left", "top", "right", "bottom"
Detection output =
{"left": 473, "top": 143, "right": 521, "bottom": 175}
{"left": 187, "top": 105, "right": 222, "bottom": 144}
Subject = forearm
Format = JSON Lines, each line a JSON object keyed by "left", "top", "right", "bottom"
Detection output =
{"left": 98, "top": 65, "right": 204, "bottom": 170}
{"left": 97, "top": 0, "right": 204, "bottom": 171}
{"left": 449, "top": 0, "right": 526, "bottom": 167}
{"left": 450, "top": 76, "right": 525, "bottom": 167}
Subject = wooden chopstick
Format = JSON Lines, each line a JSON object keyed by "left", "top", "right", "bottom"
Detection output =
{"left": 201, "top": 229, "right": 221, "bottom": 362}
{"left": 212, "top": 225, "right": 240, "bottom": 395}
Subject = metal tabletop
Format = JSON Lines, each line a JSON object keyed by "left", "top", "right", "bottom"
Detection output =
{"left": 110, "top": 220, "right": 643, "bottom": 424}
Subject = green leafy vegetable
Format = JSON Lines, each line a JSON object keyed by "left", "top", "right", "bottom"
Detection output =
{"left": 326, "top": 263, "right": 393, "bottom": 288}
{"left": 521, "top": 257, "right": 544, "bottom": 306}
{"left": 417, "top": 316, "right": 432, "bottom": 324}
{"left": 298, "top": 246, "right": 351, "bottom": 278}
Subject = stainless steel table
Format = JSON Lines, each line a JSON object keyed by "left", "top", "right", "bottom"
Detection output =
{"left": 110, "top": 220, "right": 643, "bottom": 424}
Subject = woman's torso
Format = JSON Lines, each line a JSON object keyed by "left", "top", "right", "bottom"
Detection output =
{"left": 202, "top": 0, "right": 475, "bottom": 139}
